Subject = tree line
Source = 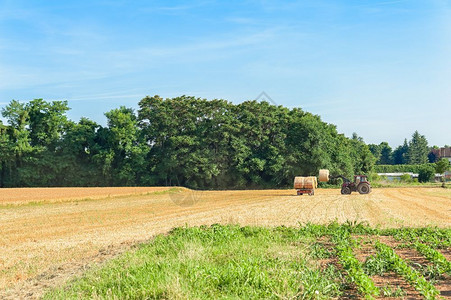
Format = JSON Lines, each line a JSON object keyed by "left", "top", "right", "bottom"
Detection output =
{"left": 0, "top": 96, "right": 375, "bottom": 188}
{"left": 368, "top": 131, "right": 447, "bottom": 166}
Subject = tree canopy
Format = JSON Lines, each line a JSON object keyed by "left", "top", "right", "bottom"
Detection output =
{"left": 0, "top": 96, "right": 376, "bottom": 188}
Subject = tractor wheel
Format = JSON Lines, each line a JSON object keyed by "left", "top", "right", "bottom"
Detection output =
{"left": 341, "top": 187, "right": 351, "bottom": 195}
{"left": 358, "top": 183, "right": 370, "bottom": 194}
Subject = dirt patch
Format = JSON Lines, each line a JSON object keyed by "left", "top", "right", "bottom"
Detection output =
{"left": 371, "top": 273, "right": 421, "bottom": 299}
{"left": 439, "top": 248, "right": 451, "bottom": 261}
{"left": 395, "top": 247, "right": 431, "bottom": 268}
{"left": 377, "top": 235, "right": 403, "bottom": 248}
{"left": 0, "top": 239, "right": 142, "bottom": 299}
{"left": 435, "top": 274, "right": 451, "bottom": 299}
{"left": 352, "top": 235, "right": 377, "bottom": 263}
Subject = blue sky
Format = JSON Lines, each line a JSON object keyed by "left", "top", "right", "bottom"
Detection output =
{"left": 1, "top": 0, "right": 450, "bottom": 147}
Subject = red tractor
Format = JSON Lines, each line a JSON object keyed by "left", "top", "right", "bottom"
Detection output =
{"left": 331, "top": 175, "right": 372, "bottom": 195}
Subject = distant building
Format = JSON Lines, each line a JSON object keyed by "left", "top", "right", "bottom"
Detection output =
{"left": 377, "top": 172, "right": 446, "bottom": 182}
{"left": 377, "top": 172, "right": 417, "bottom": 181}
{"left": 431, "top": 147, "right": 451, "bottom": 162}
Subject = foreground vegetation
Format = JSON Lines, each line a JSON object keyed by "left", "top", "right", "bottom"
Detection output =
{"left": 45, "top": 223, "right": 450, "bottom": 299}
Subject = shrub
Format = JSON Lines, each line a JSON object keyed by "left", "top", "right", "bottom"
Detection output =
{"left": 369, "top": 172, "right": 381, "bottom": 182}
{"left": 418, "top": 165, "right": 435, "bottom": 183}
{"left": 399, "top": 174, "right": 412, "bottom": 183}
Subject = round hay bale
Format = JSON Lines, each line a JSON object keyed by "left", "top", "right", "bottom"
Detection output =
{"left": 319, "top": 169, "right": 330, "bottom": 182}
{"left": 294, "top": 176, "right": 317, "bottom": 189}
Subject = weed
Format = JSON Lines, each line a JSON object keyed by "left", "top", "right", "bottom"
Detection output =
{"left": 379, "top": 285, "right": 406, "bottom": 297}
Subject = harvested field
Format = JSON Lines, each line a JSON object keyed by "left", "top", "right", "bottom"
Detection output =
{"left": 0, "top": 187, "right": 171, "bottom": 205}
{"left": 0, "top": 187, "right": 450, "bottom": 298}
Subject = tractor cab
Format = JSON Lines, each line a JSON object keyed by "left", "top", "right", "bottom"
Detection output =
{"left": 354, "top": 175, "right": 369, "bottom": 185}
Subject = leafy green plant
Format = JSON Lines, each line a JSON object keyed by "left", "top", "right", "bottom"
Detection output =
{"left": 435, "top": 158, "right": 450, "bottom": 174}
{"left": 400, "top": 173, "right": 412, "bottom": 183}
{"left": 363, "top": 254, "right": 390, "bottom": 276}
{"left": 310, "top": 242, "right": 332, "bottom": 259}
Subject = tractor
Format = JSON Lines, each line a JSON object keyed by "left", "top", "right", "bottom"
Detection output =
{"left": 330, "top": 175, "right": 372, "bottom": 195}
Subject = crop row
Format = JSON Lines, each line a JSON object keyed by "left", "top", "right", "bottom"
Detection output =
{"left": 312, "top": 223, "right": 449, "bottom": 299}
{"left": 330, "top": 229, "right": 379, "bottom": 298}
{"left": 414, "top": 242, "right": 451, "bottom": 275}
{"left": 374, "top": 241, "right": 439, "bottom": 299}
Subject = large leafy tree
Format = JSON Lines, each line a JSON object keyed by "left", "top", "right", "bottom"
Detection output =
{"left": 26, "top": 99, "right": 70, "bottom": 149}
{"left": 0, "top": 121, "right": 11, "bottom": 187}
{"left": 348, "top": 133, "right": 376, "bottom": 174}
{"left": 1, "top": 100, "right": 32, "bottom": 186}
{"left": 58, "top": 118, "right": 103, "bottom": 186}
{"left": 102, "top": 106, "right": 149, "bottom": 186}
{"left": 138, "top": 96, "right": 374, "bottom": 189}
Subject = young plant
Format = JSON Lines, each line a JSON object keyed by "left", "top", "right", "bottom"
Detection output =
{"left": 375, "top": 242, "right": 439, "bottom": 299}
{"left": 379, "top": 285, "right": 406, "bottom": 297}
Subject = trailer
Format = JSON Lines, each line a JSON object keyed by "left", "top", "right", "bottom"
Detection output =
{"left": 294, "top": 176, "right": 317, "bottom": 196}
{"left": 296, "top": 188, "right": 315, "bottom": 196}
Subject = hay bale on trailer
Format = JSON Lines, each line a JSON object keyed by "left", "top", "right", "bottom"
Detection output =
{"left": 319, "top": 169, "right": 330, "bottom": 182}
{"left": 294, "top": 176, "right": 317, "bottom": 195}
{"left": 294, "top": 176, "right": 317, "bottom": 189}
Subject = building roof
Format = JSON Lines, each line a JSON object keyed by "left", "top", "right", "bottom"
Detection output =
{"left": 431, "top": 147, "right": 451, "bottom": 158}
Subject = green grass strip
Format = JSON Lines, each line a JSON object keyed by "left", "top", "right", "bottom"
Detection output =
{"left": 44, "top": 225, "right": 342, "bottom": 299}
{"left": 375, "top": 241, "right": 439, "bottom": 299}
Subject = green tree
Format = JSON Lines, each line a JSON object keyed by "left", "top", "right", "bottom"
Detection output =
{"left": 393, "top": 139, "right": 408, "bottom": 164}
{"left": 26, "top": 99, "right": 70, "bottom": 149}
{"left": 349, "top": 133, "right": 376, "bottom": 175}
{"left": 58, "top": 118, "right": 104, "bottom": 186}
{"left": 368, "top": 144, "right": 381, "bottom": 162}
{"left": 1, "top": 100, "right": 33, "bottom": 186}
{"left": 14, "top": 99, "right": 71, "bottom": 186}
{"left": 0, "top": 96, "right": 384, "bottom": 189}
{"left": 0, "top": 121, "right": 11, "bottom": 187}
{"left": 435, "top": 158, "right": 450, "bottom": 174}
{"left": 378, "top": 142, "right": 393, "bottom": 165}
{"left": 368, "top": 142, "right": 393, "bottom": 165}
{"left": 103, "top": 106, "right": 149, "bottom": 186}
{"left": 418, "top": 164, "right": 435, "bottom": 183}
{"left": 406, "top": 131, "right": 429, "bottom": 164}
